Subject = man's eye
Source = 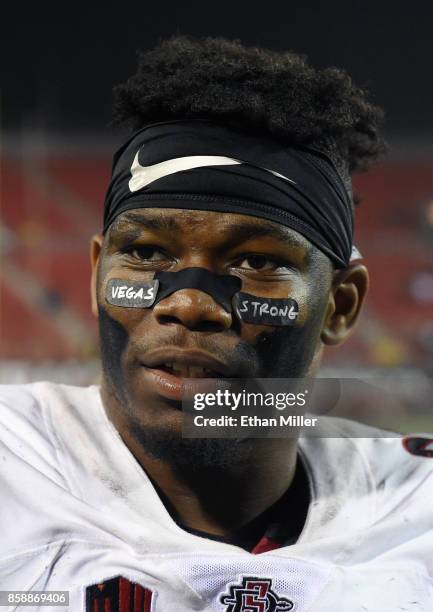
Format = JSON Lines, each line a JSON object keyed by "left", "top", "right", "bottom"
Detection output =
{"left": 233, "top": 255, "right": 287, "bottom": 272}
{"left": 124, "top": 246, "right": 168, "bottom": 262}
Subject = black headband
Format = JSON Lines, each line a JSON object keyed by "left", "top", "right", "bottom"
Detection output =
{"left": 103, "top": 120, "right": 354, "bottom": 267}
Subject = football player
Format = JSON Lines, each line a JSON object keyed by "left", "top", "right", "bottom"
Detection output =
{"left": 1, "top": 36, "right": 432, "bottom": 611}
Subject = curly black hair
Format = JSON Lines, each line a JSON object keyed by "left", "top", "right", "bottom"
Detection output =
{"left": 113, "top": 36, "right": 385, "bottom": 181}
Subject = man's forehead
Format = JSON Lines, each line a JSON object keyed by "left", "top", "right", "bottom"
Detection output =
{"left": 109, "top": 208, "right": 313, "bottom": 252}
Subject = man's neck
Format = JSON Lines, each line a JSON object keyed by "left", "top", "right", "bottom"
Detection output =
{"left": 102, "top": 387, "right": 301, "bottom": 542}
{"left": 133, "top": 440, "right": 298, "bottom": 538}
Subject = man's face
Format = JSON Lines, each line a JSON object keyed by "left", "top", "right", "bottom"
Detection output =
{"left": 91, "top": 208, "right": 335, "bottom": 437}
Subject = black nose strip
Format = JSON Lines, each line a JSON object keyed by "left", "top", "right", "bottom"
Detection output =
{"left": 154, "top": 267, "right": 242, "bottom": 312}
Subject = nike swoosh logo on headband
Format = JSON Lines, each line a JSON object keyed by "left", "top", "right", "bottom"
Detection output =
{"left": 128, "top": 153, "right": 296, "bottom": 192}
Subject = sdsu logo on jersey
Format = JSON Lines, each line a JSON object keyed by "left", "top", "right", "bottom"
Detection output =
{"left": 220, "top": 576, "right": 294, "bottom": 612}
{"left": 85, "top": 575, "right": 154, "bottom": 611}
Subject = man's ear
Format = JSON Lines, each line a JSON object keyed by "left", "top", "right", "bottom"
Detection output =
{"left": 321, "top": 264, "right": 369, "bottom": 346}
{"left": 90, "top": 235, "right": 104, "bottom": 318}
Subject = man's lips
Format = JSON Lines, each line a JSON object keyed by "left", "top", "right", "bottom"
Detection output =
{"left": 139, "top": 348, "right": 234, "bottom": 402}
{"left": 140, "top": 348, "right": 233, "bottom": 377}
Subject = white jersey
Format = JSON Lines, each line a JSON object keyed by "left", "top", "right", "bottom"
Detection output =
{"left": 0, "top": 382, "right": 432, "bottom": 611}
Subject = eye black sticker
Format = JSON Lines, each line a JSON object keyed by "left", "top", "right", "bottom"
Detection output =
{"left": 233, "top": 292, "right": 299, "bottom": 326}
{"left": 105, "top": 271, "right": 300, "bottom": 326}
{"left": 106, "top": 278, "right": 159, "bottom": 308}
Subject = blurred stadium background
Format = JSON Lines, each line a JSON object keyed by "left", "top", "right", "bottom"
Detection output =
{"left": 1, "top": 2, "right": 432, "bottom": 387}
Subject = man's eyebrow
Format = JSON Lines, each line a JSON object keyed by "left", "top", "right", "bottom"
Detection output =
{"left": 219, "top": 222, "right": 310, "bottom": 253}
{"left": 114, "top": 212, "right": 180, "bottom": 233}
{"left": 109, "top": 212, "right": 311, "bottom": 255}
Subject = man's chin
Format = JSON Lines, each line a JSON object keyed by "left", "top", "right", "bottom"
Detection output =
{"left": 129, "top": 418, "right": 255, "bottom": 479}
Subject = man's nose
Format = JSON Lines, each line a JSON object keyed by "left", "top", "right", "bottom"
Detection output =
{"left": 153, "top": 288, "right": 233, "bottom": 332}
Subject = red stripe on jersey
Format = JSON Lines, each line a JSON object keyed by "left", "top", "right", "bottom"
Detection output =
{"left": 119, "top": 577, "right": 131, "bottom": 611}
{"left": 86, "top": 576, "right": 153, "bottom": 612}
{"left": 251, "top": 535, "right": 282, "bottom": 555}
{"left": 143, "top": 588, "right": 153, "bottom": 612}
